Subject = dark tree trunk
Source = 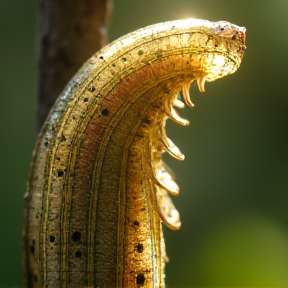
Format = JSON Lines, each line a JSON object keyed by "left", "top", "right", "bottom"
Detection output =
{"left": 37, "top": 0, "right": 113, "bottom": 130}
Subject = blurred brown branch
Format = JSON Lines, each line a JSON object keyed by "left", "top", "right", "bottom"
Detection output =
{"left": 37, "top": 0, "right": 113, "bottom": 130}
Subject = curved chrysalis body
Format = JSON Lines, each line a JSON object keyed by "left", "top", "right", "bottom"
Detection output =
{"left": 23, "top": 18, "right": 246, "bottom": 288}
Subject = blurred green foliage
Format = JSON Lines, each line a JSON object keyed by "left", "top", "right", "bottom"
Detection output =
{"left": 0, "top": 0, "right": 287, "bottom": 287}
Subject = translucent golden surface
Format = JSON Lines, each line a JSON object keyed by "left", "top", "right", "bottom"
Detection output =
{"left": 23, "top": 18, "right": 245, "bottom": 288}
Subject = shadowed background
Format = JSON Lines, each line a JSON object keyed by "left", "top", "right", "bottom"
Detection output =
{"left": 0, "top": 0, "right": 288, "bottom": 287}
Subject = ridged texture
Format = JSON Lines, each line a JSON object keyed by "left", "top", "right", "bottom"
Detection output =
{"left": 23, "top": 19, "right": 246, "bottom": 288}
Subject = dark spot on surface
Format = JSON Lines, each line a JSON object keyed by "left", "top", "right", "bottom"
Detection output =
{"left": 57, "top": 170, "right": 64, "bottom": 177}
{"left": 50, "top": 236, "right": 55, "bottom": 243}
{"left": 84, "top": 98, "right": 89, "bottom": 102}
{"left": 30, "top": 240, "right": 36, "bottom": 254}
{"left": 232, "top": 35, "right": 236, "bottom": 40}
{"left": 44, "top": 141, "right": 49, "bottom": 148}
{"left": 133, "top": 197, "right": 137, "bottom": 200}
{"left": 207, "top": 35, "right": 213, "bottom": 42}
{"left": 30, "top": 244, "right": 35, "bottom": 254}
{"left": 186, "top": 61, "right": 189, "bottom": 65}
{"left": 141, "top": 208, "right": 146, "bottom": 211}
{"left": 136, "top": 133, "right": 144, "bottom": 139}
{"left": 61, "top": 134, "right": 66, "bottom": 142}
{"left": 71, "top": 232, "right": 81, "bottom": 242}
{"left": 112, "top": 63, "right": 116, "bottom": 67}
{"left": 163, "top": 86, "right": 170, "bottom": 94}
{"left": 136, "top": 243, "right": 144, "bottom": 253}
{"left": 57, "top": 157, "right": 60, "bottom": 161}
{"left": 214, "top": 43, "right": 218, "bottom": 48}
{"left": 136, "top": 273, "right": 145, "bottom": 285}
{"left": 34, "top": 274, "right": 38, "bottom": 282}
{"left": 122, "top": 57, "right": 127, "bottom": 62}
{"left": 99, "top": 56, "right": 104, "bottom": 60}
{"left": 75, "top": 250, "right": 82, "bottom": 258}
{"left": 101, "top": 108, "right": 109, "bottom": 116}
{"left": 133, "top": 221, "right": 139, "bottom": 226}
{"left": 144, "top": 119, "right": 151, "bottom": 125}
{"left": 138, "top": 50, "right": 143, "bottom": 56}
{"left": 89, "top": 86, "right": 95, "bottom": 92}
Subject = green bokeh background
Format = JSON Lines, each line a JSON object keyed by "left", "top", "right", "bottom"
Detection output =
{"left": 1, "top": 0, "right": 288, "bottom": 287}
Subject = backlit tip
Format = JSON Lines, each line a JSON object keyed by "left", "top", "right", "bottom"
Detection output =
{"left": 197, "top": 78, "right": 206, "bottom": 92}
{"left": 165, "top": 100, "right": 189, "bottom": 126}
{"left": 155, "top": 185, "right": 181, "bottom": 230}
{"left": 160, "top": 125, "right": 185, "bottom": 161}
{"left": 173, "top": 96, "right": 185, "bottom": 109}
{"left": 154, "top": 164, "right": 180, "bottom": 195}
{"left": 164, "top": 137, "right": 185, "bottom": 161}
{"left": 182, "top": 82, "right": 195, "bottom": 107}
